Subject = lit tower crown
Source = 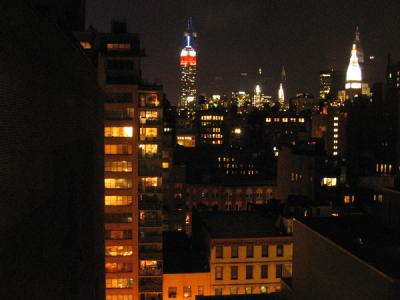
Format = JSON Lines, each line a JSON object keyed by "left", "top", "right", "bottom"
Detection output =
{"left": 179, "top": 17, "right": 198, "bottom": 113}
{"left": 345, "top": 43, "right": 362, "bottom": 90}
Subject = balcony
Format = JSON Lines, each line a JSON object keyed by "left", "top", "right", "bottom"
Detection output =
{"left": 139, "top": 219, "right": 162, "bottom": 228}
{"left": 139, "top": 232, "right": 162, "bottom": 243}
{"left": 139, "top": 186, "right": 162, "bottom": 193}
{"left": 139, "top": 195, "right": 162, "bottom": 210}
{"left": 139, "top": 162, "right": 162, "bottom": 177}
{"left": 139, "top": 278, "right": 162, "bottom": 292}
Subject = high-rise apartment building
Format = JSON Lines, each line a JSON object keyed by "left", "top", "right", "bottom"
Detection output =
{"left": 76, "top": 21, "right": 164, "bottom": 300}
{"left": 179, "top": 17, "right": 198, "bottom": 116}
{"left": 319, "top": 70, "right": 333, "bottom": 100}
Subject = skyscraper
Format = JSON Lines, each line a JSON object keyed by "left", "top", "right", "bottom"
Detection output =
{"left": 319, "top": 70, "right": 333, "bottom": 100}
{"left": 179, "top": 17, "right": 198, "bottom": 116}
{"left": 76, "top": 21, "right": 164, "bottom": 300}
{"left": 278, "top": 66, "right": 287, "bottom": 110}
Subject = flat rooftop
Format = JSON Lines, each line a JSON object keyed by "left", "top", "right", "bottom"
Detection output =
{"left": 302, "top": 216, "right": 400, "bottom": 279}
{"left": 198, "top": 211, "right": 286, "bottom": 239}
{"left": 163, "top": 232, "right": 208, "bottom": 274}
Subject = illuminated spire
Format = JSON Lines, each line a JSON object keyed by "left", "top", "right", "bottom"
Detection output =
{"left": 345, "top": 44, "right": 362, "bottom": 90}
{"left": 278, "top": 83, "right": 285, "bottom": 106}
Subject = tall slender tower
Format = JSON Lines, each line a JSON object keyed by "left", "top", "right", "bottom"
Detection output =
{"left": 179, "top": 17, "right": 197, "bottom": 115}
{"left": 278, "top": 66, "right": 287, "bottom": 110}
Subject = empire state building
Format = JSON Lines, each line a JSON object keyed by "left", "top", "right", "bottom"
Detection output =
{"left": 179, "top": 17, "right": 197, "bottom": 116}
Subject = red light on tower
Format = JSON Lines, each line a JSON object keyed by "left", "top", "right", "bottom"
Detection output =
{"left": 180, "top": 47, "right": 197, "bottom": 66}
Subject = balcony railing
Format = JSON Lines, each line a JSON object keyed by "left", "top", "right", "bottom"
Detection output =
{"left": 139, "top": 278, "right": 162, "bottom": 292}
{"left": 139, "top": 186, "right": 162, "bottom": 193}
{"left": 139, "top": 268, "right": 162, "bottom": 276}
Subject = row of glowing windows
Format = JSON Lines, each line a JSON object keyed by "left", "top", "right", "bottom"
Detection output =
{"left": 106, "top": 278, "right": 133, "bottom": 289}
{"left": 106, "top": 295, "right": 132, "bottom": 300}
{"left": 80, "top": 41, "right": 132, "bottom": 51}
{"left": 201, "top": 115, "right": 224, "bottom": 121}
{"left": 221, "top": 163, "right": 255, "bottom": 169}
{"left": 226, "top": 170, "right": 257, "bottom": 175}
{"left": 140, "top": 128, "right": 158, "bottom": 138}
{"left": 376, "top": 163, "right": 392, "bottom": 174}
{"left": 201, "top": 134, "right": 223, "bottom": 139}
{"left": 218, "top": 157, "right": 236, "bottom": 162}
{"left": 105, "top": 161, "right": 133, "bottom": 172}
{"left": 177, "top": 136, "right": 195, "bottom": 140}
{"left": 265, "top": 117, "right": 305, "bottom": 123}
{"left": 140, "top": 110, "right": 159, "bottom": 120}
{"left": 105, "top": 144, "right": 133, "bottom": 155}
{"left": 105, "top": 196, "right": 133, "bottom": 206}
{"left": 105, "top": 177, "right": 161, "bottom": 189}
{"left": 212, "top": 140, "right": 223, "bottom": 145}
{"left": 105, "top": 127, "right": 133, "bottom": 138}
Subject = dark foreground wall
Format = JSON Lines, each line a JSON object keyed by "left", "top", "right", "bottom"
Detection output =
{"left": 0, "top": 1, "right": 104, "bottom": 299}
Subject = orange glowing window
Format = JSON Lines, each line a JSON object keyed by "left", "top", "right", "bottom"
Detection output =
{"left": 107, "top": 43, "right": 131, "bottom": 50}
{"left": 80, "top": 41, "right": 92, "bottom": 49}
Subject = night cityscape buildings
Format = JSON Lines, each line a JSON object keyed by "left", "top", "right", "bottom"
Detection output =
{"left": 1, "top": 1, "right": 400, "bottom": 300}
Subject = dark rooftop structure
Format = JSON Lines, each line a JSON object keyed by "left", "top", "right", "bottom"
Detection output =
{"left": 198, "top": 211, "right": 283, "bottom": 239}
{"left": 303, "top": 216, "right": 400, "bottom": 279}
{"left": 163, "top": 232, "right": 208, "bottom": 274}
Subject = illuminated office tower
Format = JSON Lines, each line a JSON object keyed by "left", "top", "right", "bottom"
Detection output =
{"left": 319, "top": 70, "right": 333, "bottom": 100}
{"left": 179, "top": 17, "right": 197, "bottom": 116}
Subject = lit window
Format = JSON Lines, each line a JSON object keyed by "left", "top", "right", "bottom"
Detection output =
{"left": 333, "top": 122, "right": 339, "bottom": 126}
{"left": 106, "top": 296, "right": 132, "bottom": 300}
{"left": 333, "top": 151, "right": 338, "bottom": 156}
{"left": 321, "top": 177, "right": 337, "bottom": 186}
{"left": 298, "top": 118, "right": 305, "bottom": 123}
{"left": 333, "top": 128, "right": 338, "bottom": 132}
{"left": 333, "top": 134, "right": 338, "bottom": 138}
{"left": 105, "top": 245, "right": 133, "bottom": 257}
{"left": 106, "top": 278, "right": 134, "bottom": 289}
{"left": 105, "top": 195, "right": 133, "bottom": 206}
{"left": 139, "top": 144, "right": 158, "bottom": 157}
{"left": 140, "top": 127, "right": 158, "bottom": 140}
{"left": 105, "top": 178, "right": 132, "bottom": 189}
{"left": 282, "top": 118, "right": 288, "bottom": 123}
{"left": 333, "top": 116, "right": 339, "bottom": 121}
{"left": 183, "top": 286, "right": 191, "bottom": 298}
{"left": 104, "top": 127, "right": 133, "bottom": 137}
{"left": 140, "top": 110, "right": 159, "bottom": 123}
{"left": 104, "top": 144, "right": 133, "bottom": 155}
{"left": 107, "top": 43, "right": 131, "bottom": 50}
{"left": 260, "top": 286, "right": 267, "bottom": 293}
{"left": 105, "top": 160, "right": 133, "bottom": 172}
{"left": 344, "top": 195, "right": 350, "bottom": 204}
{"left": 80, "top": 41, "right": 91, "bottom": 49}
{"left": 266, "top": 118, "right": 272, "bottom": 123}
{"left": 139, "top": 93, "right": 160, "bottom": 107}
{"left": 162, "top": 162, "right": 169, "bottom": 169}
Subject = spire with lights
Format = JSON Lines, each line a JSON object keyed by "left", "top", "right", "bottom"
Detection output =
{"left": 179, "top": 17, "right": 198, "bottom": 115}
{"left": 345, "top": 43, "right": 362, "bottom": 90}
{"left": 278, "top": 66, "right": 286, "bottom": 110}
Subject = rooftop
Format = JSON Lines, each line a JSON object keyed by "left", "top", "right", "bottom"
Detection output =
{"left": 163, "top": 232, "right": 208, "bottom": 274}
{"left": 302, "top": 216, "right": 400, "bottom": 279}
{"left": 199, "top": 211, "right": 286, "bottom": 239}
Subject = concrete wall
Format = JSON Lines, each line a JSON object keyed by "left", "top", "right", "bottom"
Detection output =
{"left": 292, "top": 220, "right": 400, "bottom": 300}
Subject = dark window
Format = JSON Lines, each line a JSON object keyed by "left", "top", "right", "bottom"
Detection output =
{"left": 216, "top": 245, "right": 223, "bottom": 258}
{"left": 277, "top": 245, "right": 284, "bottom": 257}
{"left": 168, "top": 287, "right": 177, "bottom": 298}
{"left": 231, "top": 245, "right": 238, "bottom": 258}
{"left": 104, "top": 213, "right": 132, "bottom": 223}
{"left": 246, "top": 245, "right": 254, "bottom": 258}
{"left": 107, "top": 60, "right": 133, "bottom": 71}
{"left": 231, "top": 266, "right": 238, "bottom": 280}
{"left": 276, "top": 264, "right": 283, "bottom": 278}
{"left": 261, "top": 244, "right": 269, "bottom": 257}
{"left": 215, "top": 266, "right": 223, "bottom": 280}
{"left": 261, "top": 265, "right": 268, "bottom": 278}
{"left": 215, "top": 288, "right": 222, "bottom": 296}
{"left": 246, "top": 265, "right": 253, "bottom": 279}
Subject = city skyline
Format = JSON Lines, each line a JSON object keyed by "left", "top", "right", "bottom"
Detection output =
{"left": 86, "top": 0, "right": 400, "bottom": 103}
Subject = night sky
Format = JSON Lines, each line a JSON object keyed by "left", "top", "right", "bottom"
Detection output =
{"left": 86, "top": 0, "right": 400, "bottom": 104}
